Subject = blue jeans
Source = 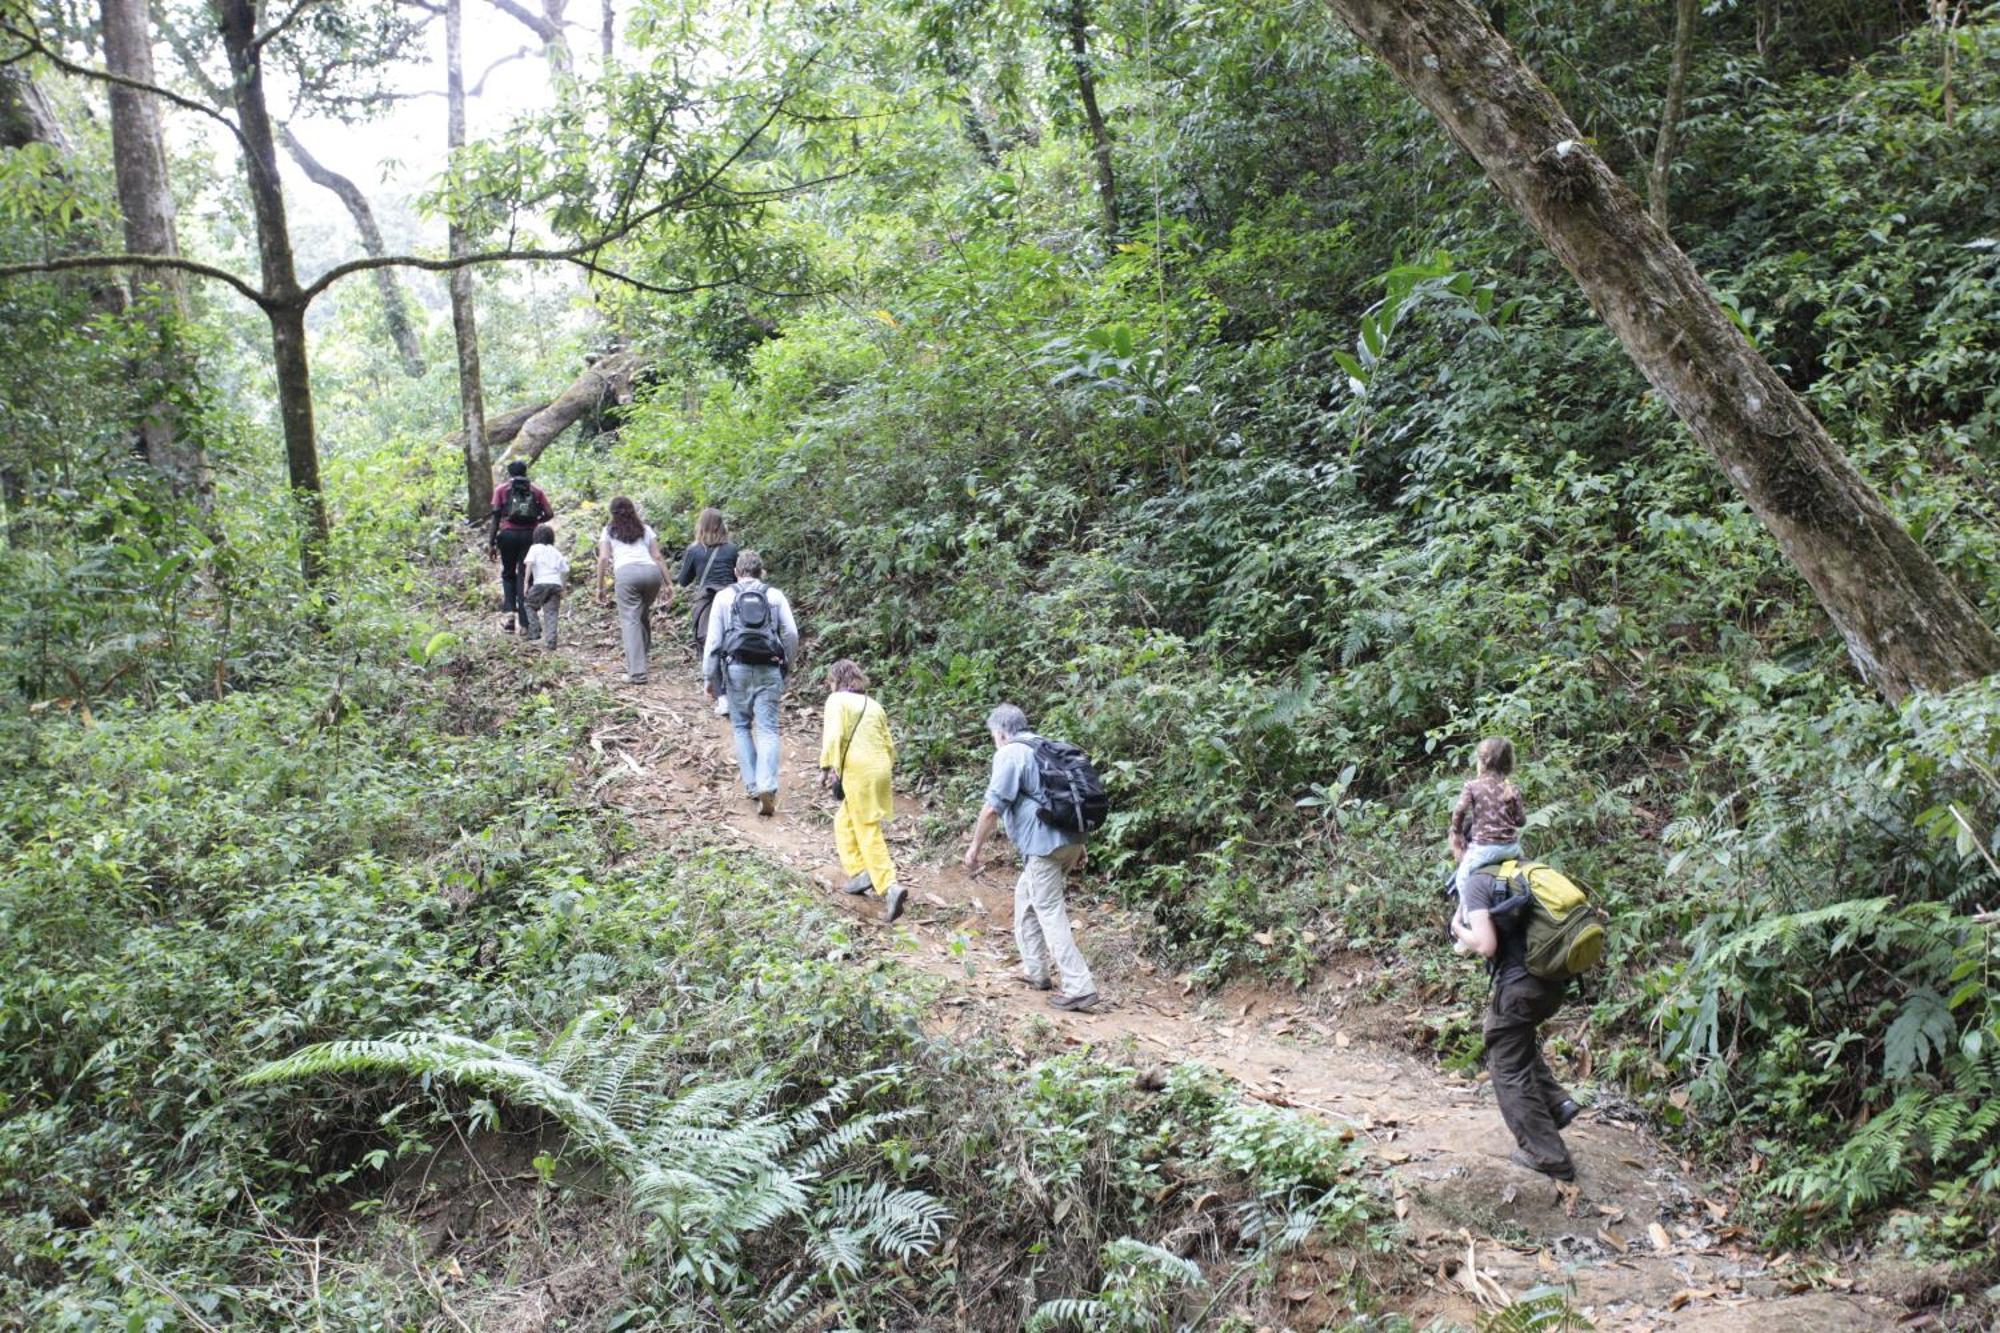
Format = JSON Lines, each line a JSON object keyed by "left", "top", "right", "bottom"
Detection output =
{"left": 726, "top": 663, "right": 784, "bottom": 795}
{"left": 1455, "top": 840, "right": 1521, "bottom": 894}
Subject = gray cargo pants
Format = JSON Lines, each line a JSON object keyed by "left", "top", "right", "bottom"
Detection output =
{"left": 521, "top": 583, "right": 563, "bottom": 649}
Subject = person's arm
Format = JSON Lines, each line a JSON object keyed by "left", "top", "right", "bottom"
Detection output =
{"left": 702, "top": 588, "right": 729, "bottom": 694}
{"left": 486, "top": 491, "right": 501, "bottom": 553}
{"left": 777, "top": 591, "right": 801, "bottom": 665}
{"left": 1504, "top": 785, "right": 1526, "bottom": 835}
{"left": 818, "top": 696, "right": 841, "bottom": 772}
{"left": 596, "top": 536, "right": 613, "bottom": 603}
{"left": 963, "top": 805, "right": 1003, "bottom": 874}
{"left": 537, "top": 486, "right": 553, "bottom": 522}
{"left": 1448, "top": 786, "right": 1473, "bottom": 859}
{"left": 649, "top": 536, "right": 675, "bottom": 599}
{"left": 965, "top": 749, "right": 1019, "bottom": 871}
{"left": 1454, "top": 908, "right": 1499, "bottom": 958}
{"left": 676, "top": 545, "right": 697, "bottom": 587}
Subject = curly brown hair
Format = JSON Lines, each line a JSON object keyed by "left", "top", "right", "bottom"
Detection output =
{"left": 827, "top": 659, "right": 870, "bottom": 694}
{"left": 606, "top": 496, "right": 645, "bottom": 545}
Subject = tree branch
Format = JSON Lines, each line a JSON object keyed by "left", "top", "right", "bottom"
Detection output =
{"left": 0, "top": 21, "right": 250, "bottom": 151}
{"left": 250, "top": 0, "right": 326, "bottom": 51}
{"left": 0, "top": 252, "right": 270, "bottom": 306}
{"left": 486, "top": 0, "right": 557, "bottom": 40}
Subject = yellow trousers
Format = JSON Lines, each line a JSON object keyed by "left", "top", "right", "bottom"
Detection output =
{"left": 835, "top": 799, "right": 897, "bottom": 893}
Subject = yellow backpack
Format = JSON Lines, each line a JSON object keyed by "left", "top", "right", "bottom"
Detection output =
{"left": 1492, "top": 860, "right": 1607, "bottom": 980}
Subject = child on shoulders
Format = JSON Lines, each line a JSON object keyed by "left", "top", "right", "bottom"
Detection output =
{"left": 1448, "top": 736, "right": 1526, "bottom": 950}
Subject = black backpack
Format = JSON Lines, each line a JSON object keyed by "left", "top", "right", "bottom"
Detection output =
{"left": 723, "top": 585, "right": 787, "bottom": 667}
{"left": 1029, "top": 738, "right": 1109, "bottom": 834}
{"left": 501, "top": 476, "right": 541, "bottom": 525}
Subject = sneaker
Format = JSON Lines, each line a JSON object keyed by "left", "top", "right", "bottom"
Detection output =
{"left": 502, "top": 616, "right": 516, "bottom": 634}
{"left": 714, "top": 695, "right": 730, "bottom": 716}
{"left": 627, "top": 674, "right": 648, "bottom": 685}
{"left": 1048, "top": 991, "right": 1099, "bottom": 1012}
{"left": 843, "top": 872, "right": 873, "bottom": 895}
{"left": 884, "top": 886, "right": 907, "bottom": 923}
{"left": 1554, "top": 1098, "right": 1582, "bottom": 1130}
{"left": 757, "top": 792, "right": 776, "bottom": 817}
{"left": 1507, "top": 1148, "right": 1576, "bottom": 1181}
{"left": 1017, "top": 975, "right": 1052, "bottom": 992}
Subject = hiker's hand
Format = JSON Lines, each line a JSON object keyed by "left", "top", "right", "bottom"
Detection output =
{"left": 962, "top": 846, "right": 982, "bottom": 876}
{"left": 819, "top": 769, "right": 832, "bottom": 790}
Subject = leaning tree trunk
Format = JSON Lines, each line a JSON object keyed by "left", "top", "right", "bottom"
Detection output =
{"left": 100, "top": 0, "right": 207, "bottom": 497}
{"left": 1320, "top": 0, "right": 2000, "bottom": 702}
{"left": 278, "top": 128, "right": 426, "bottom": 377}
{"left": 449, "top": 400, "right": 552, "bottom": 454}
{"left": 1060, "top": 0, "right": 1118, "bottom": 238}
{"left": 219, "top": 0, "right": 327, "bottom": 584}
{"left": 498, "top": 352, "right": 641, "bottom": 465}
{"left": 445, "top": 0, "right": 491, "bottom": 523}
{"left": 1648, "top": 0, "right": 1699, "bottom": 230}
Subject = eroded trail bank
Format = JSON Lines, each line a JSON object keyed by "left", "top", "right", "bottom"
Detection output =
{"left": 530, "top": 594, "right": 1893, "bottom": 1331}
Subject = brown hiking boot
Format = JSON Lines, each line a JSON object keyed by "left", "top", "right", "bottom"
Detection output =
{"left": 757, "top": 792, "right": 776, "bottom": 817}
{"left": 1048, "top": 992, "right": 1098, "bottom": 1012}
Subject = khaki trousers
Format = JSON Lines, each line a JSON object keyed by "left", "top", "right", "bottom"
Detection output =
{"left": 1015, "top": 842, "right": 1094, "bottom": 998}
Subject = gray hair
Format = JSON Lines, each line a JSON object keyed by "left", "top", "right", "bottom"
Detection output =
{"left": 986, "top": 703, "right": 1029, "bottom": 739}
{"left": 734, "top": 549, "right": 765, "bottom": 579}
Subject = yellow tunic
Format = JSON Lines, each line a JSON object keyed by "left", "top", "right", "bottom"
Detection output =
{"left": 818, "top": 691, "right": 898, "bottom": 892}
{"left": 818, "top": 691, "right": 896, "bottom": 820}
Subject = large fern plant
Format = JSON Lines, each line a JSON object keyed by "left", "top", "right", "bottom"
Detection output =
{"left": 245, "top": 1006, "right": 949, "bottom": 1326}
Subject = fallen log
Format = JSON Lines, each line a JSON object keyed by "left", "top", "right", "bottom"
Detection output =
{"left": 498, "top": 350, "right": 643, "bottom": 466}
{"left": 448, "top": 400, "right": 550, "bottom": 451}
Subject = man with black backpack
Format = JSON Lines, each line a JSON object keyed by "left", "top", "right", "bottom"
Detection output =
{"left": 487, "top": 460, "right": 553, "bottom": 633}
{"left": 702, "top": 550, "right": 799, "bottom": 817}
{"left": 1455, "top": 867, "right": 1586, "bottom": 1181}
{"left": 963, "top": 704, "right": 1107, "bottom": 1012}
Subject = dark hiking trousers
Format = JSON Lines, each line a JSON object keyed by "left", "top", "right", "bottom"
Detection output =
{"left": 495, "top": 525, "right": 536, "bottom": 616}
{"left": 1484, "top": 972, "right": 1575, "bottom": 1177}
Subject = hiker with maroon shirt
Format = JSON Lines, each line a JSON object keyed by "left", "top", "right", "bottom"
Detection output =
{"left": 488, "top": 460, "right": 553, "bottom": 633}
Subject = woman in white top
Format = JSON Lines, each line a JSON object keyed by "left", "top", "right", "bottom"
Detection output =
{"left": 596, "top": 496, "right": 673, "bottom": 683}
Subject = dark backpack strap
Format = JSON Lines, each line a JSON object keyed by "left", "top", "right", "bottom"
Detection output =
{"left": 695, "top": 543, "right": 722, "bottom": 589}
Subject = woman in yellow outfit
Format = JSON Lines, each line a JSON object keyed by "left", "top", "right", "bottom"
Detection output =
{"left": 818, "top": 659, "right": 905, "bottom": 922}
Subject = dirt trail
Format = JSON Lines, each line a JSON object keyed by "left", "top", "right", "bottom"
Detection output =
{"left": 518, "top": 597, "right": 1895, "bottom": 1331}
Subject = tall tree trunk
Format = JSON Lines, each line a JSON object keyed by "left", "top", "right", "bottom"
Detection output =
{"left": 1320, "top": 0, "right": 2000, "bottom": 701}
{"left": 100, "top": 0, "right": 207, "bottom": 496}
{"left": 1648, "top": 0, "right": 1698, "bottom": 231}
{"left": 600, "top": 0, "right": 613, "bottom": 61}
{"left": 1060, "top": 0, "right": 1117, "bottom": 238}
{"left": 542, "top": 0, "right": 572, "bottom": 73}
{"left": 0, "top": 65, "right": 66, "bottom": 149}
{"left": 159, "top": 26, "right": 426, "bottom": 380}
{"left": 446, "top": 0, "right": 491, "bottom": 523}
{"left": 278, "top": 128, "right": 426, "bottom": 377}
{"left": 218, "top": 0, "right": 327, "bottom": 584}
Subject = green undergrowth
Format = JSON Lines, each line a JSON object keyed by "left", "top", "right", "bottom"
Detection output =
{"left": 541, "top": 11, "right": 2000, "bottom": 1266}
{"left": 0, "top": 591, "right": 1411, "bottom": 1330}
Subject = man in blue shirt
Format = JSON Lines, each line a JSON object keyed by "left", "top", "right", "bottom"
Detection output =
{"left": 963, "top": 704, "right": 1098, "bottom": 1011}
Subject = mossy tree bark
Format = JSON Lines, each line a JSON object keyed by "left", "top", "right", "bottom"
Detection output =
{"left": 446, "top": 0, "right": 491, "bottom": 524}
{"left": 1648, "top": 0, "right": 1699, "bottom": 230}
{"left": 101, "top": 0, "right": 207, "bottom": 497}
{"left": 1058, "top": 0, "right": 1117, "bottom": 238}
{"left": 1321, "top": 0, "right": 2000, "bottom": 702}
{"left": 218, "top": 0, "right": 327, "bottom": 584}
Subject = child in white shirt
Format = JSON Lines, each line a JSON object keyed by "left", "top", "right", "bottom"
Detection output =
{"left": 519, "top": 524, "right": 570, "bottom": 649}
